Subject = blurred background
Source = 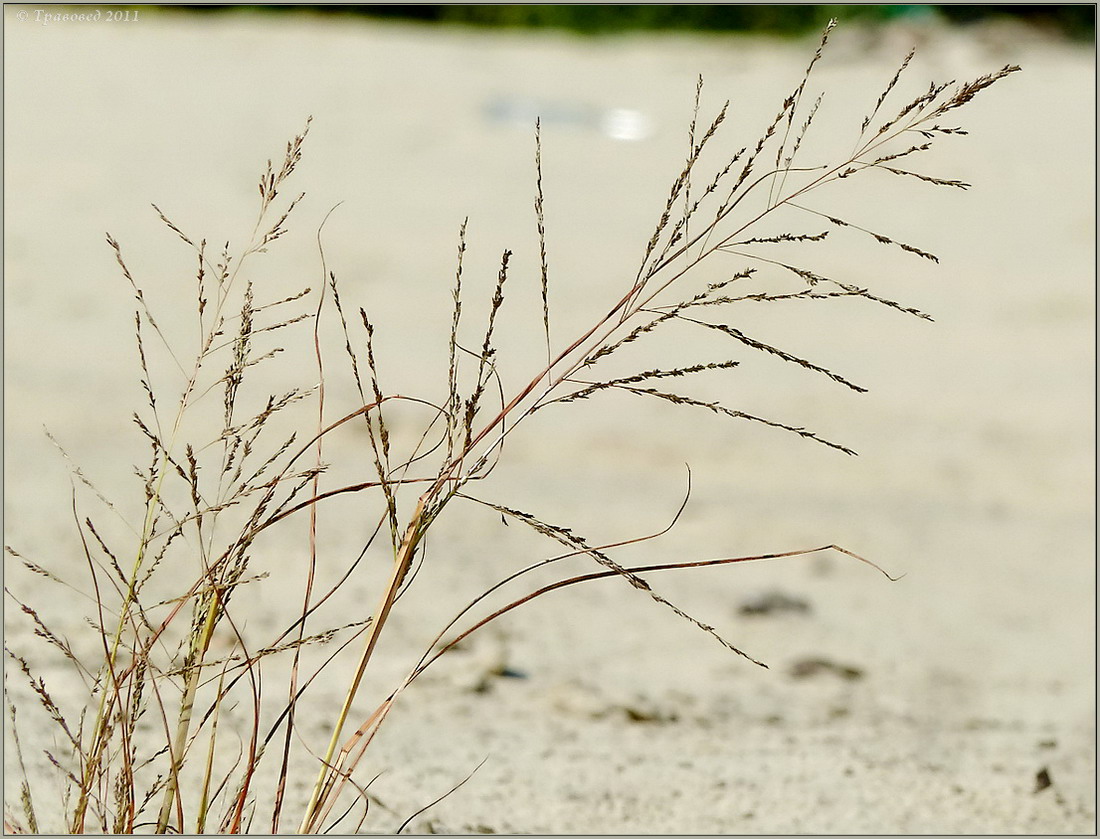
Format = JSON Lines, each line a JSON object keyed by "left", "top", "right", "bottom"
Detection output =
{"left": 5, "top": 4, "right": 1094, "bottom": 833}
{"left": 168, "top": 4, "right": 1096, "bottom": 40}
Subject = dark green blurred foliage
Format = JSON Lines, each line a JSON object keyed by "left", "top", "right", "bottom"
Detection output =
{"left": 935, "top": 4, "right": 1094, "bottom": 39}
{"left": 396, "top": 5, "right": 834, "bottom": 33}
{"left": 173, "top": 4, "right": 1096, "bottom": 40}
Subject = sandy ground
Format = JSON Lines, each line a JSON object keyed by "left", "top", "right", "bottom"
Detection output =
{"left": 3, "top": 9, "right": 1095, "bottom": 835}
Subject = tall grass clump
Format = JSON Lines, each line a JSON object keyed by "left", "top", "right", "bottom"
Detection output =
{"left": 5, "top": 22, "right": 1018, "bottom": 834}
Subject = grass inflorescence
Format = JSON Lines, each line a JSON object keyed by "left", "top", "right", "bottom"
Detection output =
{"left": 4, "top": 23, "right": 1018, "bottom": 834}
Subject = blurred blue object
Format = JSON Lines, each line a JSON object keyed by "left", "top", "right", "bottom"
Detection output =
{"left": 483, "top": 95, "right": 652, "bottom": 141}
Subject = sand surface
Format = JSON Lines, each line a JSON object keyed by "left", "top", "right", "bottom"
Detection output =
{"left": 3, "top": 9, "right": 1095, "bottom": 835}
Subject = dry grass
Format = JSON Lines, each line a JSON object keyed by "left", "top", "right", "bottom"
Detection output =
{"left": 4, "top": 22, "right": 1018, "bottom": 834}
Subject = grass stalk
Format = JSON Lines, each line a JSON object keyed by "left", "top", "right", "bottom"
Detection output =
{"left": 4, "top": 30, "right": 1020, "bottom": 834}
